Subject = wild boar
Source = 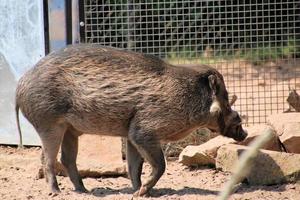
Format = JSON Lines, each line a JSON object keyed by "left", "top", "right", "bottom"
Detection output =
{"left": 15, "top": 44, "right": 247, "bottom": 196}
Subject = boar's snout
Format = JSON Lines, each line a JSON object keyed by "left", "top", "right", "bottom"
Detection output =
{"left": 223, "top": 110, "right": 248, "bottom": 142}
{"left": 232, "top": 127, "right": 248, "bottom": 141}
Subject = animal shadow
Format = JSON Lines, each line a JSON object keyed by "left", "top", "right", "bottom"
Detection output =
{"left": 90, "top": 187, "right": 133, "bottom": 197}
{"left": 90, "top": 186, "right": 218, "bottom": 198}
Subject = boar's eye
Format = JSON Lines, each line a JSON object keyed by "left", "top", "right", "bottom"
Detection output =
{"left": 223, "top": 91, "right": 229, "bottom": 102}
{"left": 234, "top": 115, "right": 242, "bottom": 124}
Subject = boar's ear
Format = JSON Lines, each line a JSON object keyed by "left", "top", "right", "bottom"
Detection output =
{"left": 229, "top": 94, "right": 238, "bottom": 106}
{"left": 208, "top": 74, "right": 218, "bottom": 95}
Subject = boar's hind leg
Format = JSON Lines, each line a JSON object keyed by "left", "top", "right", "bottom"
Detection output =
{"left": 39, "top": 124, "right": 67, "bottom": 193}
{"left": 60, "top": 129, "right": 88, "bottom": 193}
{"left": 126, "top": 139, "right": 144, "bottom": 191}
{"left": 128, "top": 125, "right": 166, "bottom": 196}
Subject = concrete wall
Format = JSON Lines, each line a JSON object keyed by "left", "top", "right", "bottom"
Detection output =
{"left": 0, "top": 0, "right": 45, "bottom": 145}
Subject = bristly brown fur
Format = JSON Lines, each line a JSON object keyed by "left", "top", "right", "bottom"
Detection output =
{"left": 16, "top": 44, "right": 226, "bottom": 139}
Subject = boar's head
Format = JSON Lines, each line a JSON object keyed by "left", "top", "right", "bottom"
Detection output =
{"left": 206, "top": 73, "right": 247, "bottom": 142}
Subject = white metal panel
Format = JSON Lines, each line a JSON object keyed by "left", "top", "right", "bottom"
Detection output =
{"left": 0, "top": 0, "right": 45, "bottom": 145}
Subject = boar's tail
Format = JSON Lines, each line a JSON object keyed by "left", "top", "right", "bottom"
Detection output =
{"left": 15, "top": 104, "right": 23, "bottom": 148}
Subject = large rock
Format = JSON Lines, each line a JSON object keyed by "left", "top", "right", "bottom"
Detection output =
{"left": 278, "top": 122, "right": 300, "bottom": 153}
{"left": 76, "top": 135, "right": 126, "bottom": 177}
{"left": 40, "top": 135, "right": 127, "bottom": 178}
{"left": 267, "top": 113, "right": 300, "bottom": 135}
{"left": 216, "top": 144, "right": 300, "bottom": 185}
{"left": 238, "top": 124, "right": 282, "bottom": 151}
{"left": 179, "top": 136, "right": 235, "bottom": 166}
{"left": 267, "top": 113, "right": 300, "bottom": 153}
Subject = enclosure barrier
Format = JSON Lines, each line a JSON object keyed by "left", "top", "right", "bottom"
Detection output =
{"left": 82, "top": 0, "right": 300, "bottom": 125}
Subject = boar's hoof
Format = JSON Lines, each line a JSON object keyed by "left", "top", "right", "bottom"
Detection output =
{"left": 36, "top": 167, "right": 45, "bottom": 179}
{"left": 75, "top": 187, "right": 89, "bottom": 194}
{"left": 133, "top": 186, "right": 150, "bottom": 197}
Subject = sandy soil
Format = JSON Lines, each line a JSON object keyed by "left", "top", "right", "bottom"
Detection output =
{"left": 0, "top": 145, "right": 300, "bottom": 200}
{"left": 2, "top": 60, "right": 300, "bottom": 199}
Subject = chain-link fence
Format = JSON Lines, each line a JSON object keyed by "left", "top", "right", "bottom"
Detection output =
{"left": 82, "top": 0, "right": 300, "bottom": 125}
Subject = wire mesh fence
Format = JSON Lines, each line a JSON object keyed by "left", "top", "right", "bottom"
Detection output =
{"left": 82, "top": 0, "right": 300, "bottom": 125}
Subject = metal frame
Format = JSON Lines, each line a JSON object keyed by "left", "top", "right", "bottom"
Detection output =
{"left": 46, "top": 0, "right": 81, "bottom": 53}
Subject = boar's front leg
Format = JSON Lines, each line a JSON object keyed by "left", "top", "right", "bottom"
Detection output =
{"left": 128, "top": 122, "right": 166, "bottom": 197}
{"left": 126, "top": 139, "right": 144, "bottom": 191}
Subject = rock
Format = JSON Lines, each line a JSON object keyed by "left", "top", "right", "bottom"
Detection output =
{"left": 179, "top": 136, "right": 235, "bottom": 166}
{"left": 238, "top": 124, "right": 282, "bottom": 151}
{"left": 278, "top": 122, "right": 300, "bottom": 153}
{"left": 287, "top": 90, "right": 300, "bottom": 112}
{"left": 163, "top": 129, "right": 218, "bottom": 158}
{"left": 216, "top": 144, "right": 300, "bottom": 185}
{"left": 267, "top": 113, "right": 300, "bottom": 135}
{"left": 178, "top": 145, "right": 215, "bottom": 166}
{"left": 178, "top": 124, "right": 282, "bottom": 167}
{"left": 77, "top": 135, "right": 126, "bottom": 175}
{"left": 267, "top": 113, "right": 300, "bottom": 153}
{"left": 47, "top": 135, "right": 126, "bottom": 178}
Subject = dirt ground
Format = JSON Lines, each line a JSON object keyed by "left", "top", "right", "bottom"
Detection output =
{"left": 0, "top": 145, "right": 300, "bottom": 200}
{"left": 2, "top": 60, "right": 300, "bottom": 200}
